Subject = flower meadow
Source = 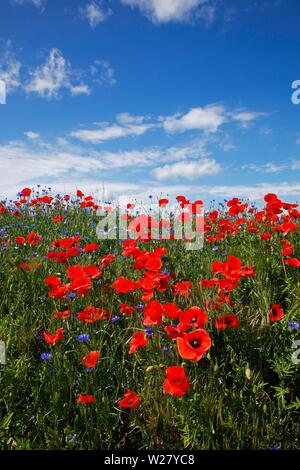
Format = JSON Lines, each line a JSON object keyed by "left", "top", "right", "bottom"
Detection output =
{"left": 0, "top": 187, "right": 299, "bottom": 450}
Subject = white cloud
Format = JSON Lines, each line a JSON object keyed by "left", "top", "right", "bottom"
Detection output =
{"left": 196, "top": 3, "right": 216, "bottom": 26}
{"left": 69, "top": 84, "right": 91, "bottom": 96}
{"left": 0, "top": 140, "right": 105, "bottom": 195}
{"left": 80, "top": 1, "right": 112, "bottom": 28}
{"left": 90, "top": 60, "right": 116, "bottom": 86}
{"left": 25, "top": 48, "right": 90, "bottom": 98}
{"left": 1, "top": 136, "right": 299, "bottom": 203}
{"left": 120, "top": 0, "right": 207, "bottom": 24}
{"left": 153, "top": 158, "right": 221, "bottom": 180}
{"left": 0, "top": 134, "right": 211, "bottom": 197}
{"left": 202, "top": 182, "right": 300, "bottom": 200}
{"left": 0, "top": 45, "right": 21, "bottom": 93}
{"left": 70, "top": 113, "right": 155, "bottom": 143}
{"left": 292, "top": 160, "right": 300, "bottom": 170}
{"left": 69, "top": 103, "right": 266, "bottom": 144}
{"left": 12, "top": 0, "right": 46, "bottom": 9}
{"left": 24, "top": 131, "right": 40, "bottom": 140}
{"left": 162, "top": 105, "right": 226, "bottom": 134}
{"left": 242, "top": 161, "right": 300, "bottom": 174}
{"left": 231, "top": 110, "right": 267, "bottom": 128}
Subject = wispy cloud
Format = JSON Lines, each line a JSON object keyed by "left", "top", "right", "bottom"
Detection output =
{"left": 79, "top": 1, "right": 112, "bottom": 28}
{"left": 25, "top": 48, "right": 91, "bottom": 98}
{"left": 242, "top": 161, "right": 300, "bottom": 174}
{"left": 70, "top": 103, "right": 266, "bottom": 144}
{"left": 24, "top": 131, "right": 40, "bottom": 140}
{"left": 90, "top": 60, "right": 116, "bottom": 86}
{"left": 231, "top": 109, "right": 268, "bottom": 128}
{"left": 70, "top": 113, "right": 155, "bottom": 143}
{"left": 120, "top": 0, "right": 210, "bottom": 24}
{"left": 0, "top": 134, "right": 211, "bottom": 196}
{"left": 0, "top": 45, "right": 115, "bottom": 99}
{"left": 162, "top": 105, "right": 226, "bottom": 134}
{"left": 0, "top": 42, "right": 21, "bottom": 93}
{"left": 11, "top": 0, "right": 46, "bottom": 9}
{"left": 153, "top": 158, "right": 221, "bottom": 180}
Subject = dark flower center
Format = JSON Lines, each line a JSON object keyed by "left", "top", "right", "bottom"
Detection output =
{"left": 190, "top": 339, "right": 200, "bottom": 348}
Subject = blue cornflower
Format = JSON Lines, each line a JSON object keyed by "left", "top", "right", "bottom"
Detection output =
{"left": 66, "top": 292, "right": 76, "bottom": 301}
{"left": 112, "top": 315, "right": 121, "bottom": 323}
{"left": 41, "top": 353, "right": 52, "bottom": 361}
{"left": 212, "top": 245, "right": 219, "bottom": 252}
{"left": 68, "top": 434, "right": 77, "bottom": 443}
{"left": 86, "top": 368, "right": 94, "bottom": 373}
{"left": 288, "top": 321, "right": 299, "bottom": 332}
{"left": 162, "top": 347, "right": 172, "bottom": 356}
{"left": 135, "top": 303, "right": 144, "bottom": 310}
{"left": 145, "top": 326, "right": 154, "bottom": 339}
{"left": 163, "top": 269, "right": 171, "bottom": 275}
{"left": 76, "top": 334, "right": 90, "bottom": 342}
{"left": 221, "top": 251, "right": 227, "bottom": 257}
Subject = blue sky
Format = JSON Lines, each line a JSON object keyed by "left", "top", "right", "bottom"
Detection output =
{"left": 1, "top": 0, "right": 300, "bottom": 202}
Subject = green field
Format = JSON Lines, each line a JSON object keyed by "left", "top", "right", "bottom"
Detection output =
{"left": 0, "top": 188, "right": 299, "bottom": 450}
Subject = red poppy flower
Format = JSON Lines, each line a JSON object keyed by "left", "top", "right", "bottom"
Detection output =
{"left": 81, "top": 351, "right": 100, "bottom": 369}
{"left": 144, "top": 255, "right": 162, "bottom": 273}
{"left": 112, "top": 276, "right": 137, "bottom": 294}
{"left": 83, "top": 243, "right": 100, "bottom": 253}
{"left": 129, "top": 332, "right": 148, "bottom": 354}
{"left": 215, "top": 314, "right": 239, "bottom": 331}
{"left": 44, "top": 327, "right": 64, "bottom": 346}
{"left": 162, "top": 302, "right": 182, "bottom": 319}
{"left": 48, "top": 284, "right": 70, "bottom": 299}
{"left": 67, "top": 265, "right": 85, "bottom": 279}
{"left": 117, "top": 391, "right": 142, "bottom": 409}
{"left": 15, "top": 236, "right": 25, "bottom": 245}
{"left": 143, "top": 300, "right": 163, "bottom": 326}
{"left": 281, "top": 240, "right": 293, "bottom": 256}
{"left": 264, "top": 193, "right": 279, "bottom": 203}
{"left": 26, "top": 232, "right": 41, "bottom": 245}
{"left": 53, "top": 215, "right": 63, "bottom": 223}
{"left": 120, "top": 303, "right": 135, "bottom": 315}
{"left": 284, "top": 257, "right": 300, "bottom": 268}
{"left": 163, "top": 366, "right": 190, "bottom": 397}
{"left": 261, "top": 233, "right": 271, "bottom": 241}
{"left": 83, "top": 265, "right": 100, "bottom": 279}
{"left": 269, "top": 304, "right": 284, "bottom": 323}
{"left": 44, "top": 276, "right": 62, "bottom": 288}
{"left": 53, "top": 309, "right": 71, "bottom": 319}
{"left": 71, "top": 275, "right": 91, "bottom": 296}
{"left": 0, "top": 204, "right": 8, "bottom": 214}
{"left": 77, "top": 306, "right": 109, "bottom": 323}
{"left": 159, "top": 198, "right": 169, "bottom": 207}
{"left": 77, "top": 394, "right": 94, "bottom": 404}
{"left": 178, "top": 306, "right": 208, "bottom": 331}
{"left": 76, "top": 190, "right": 84, "bottom": 198}
{"left": 177, "top": 329, "right": 211, "bottom": 361}
{"left": 100, "top": 254, "right": 115, "bottom": 268}
{"left": 21, "top": 187, "right": 31, "bottom": 197}
{"left": 173, "top": 281, "right": 192, "bottom": 298}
